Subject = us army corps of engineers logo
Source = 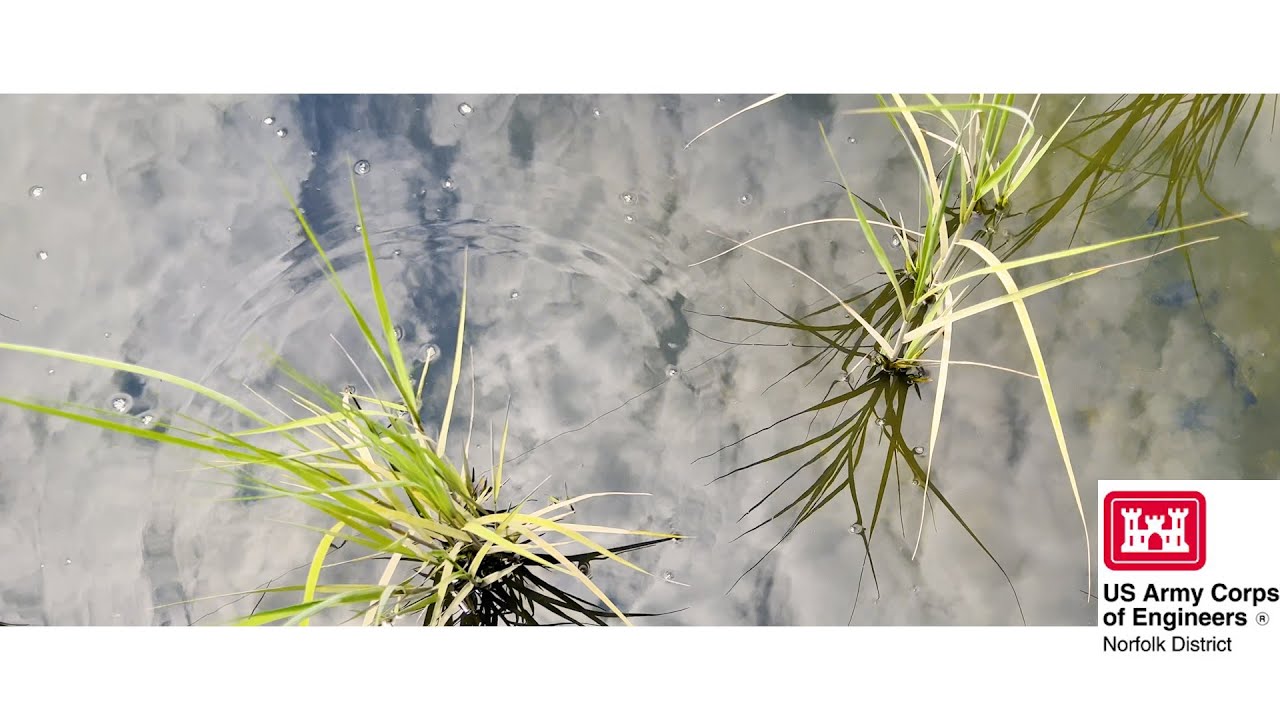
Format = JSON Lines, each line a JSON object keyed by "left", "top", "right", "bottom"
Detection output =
{"left": 1103, "top": 490, "right": 1206, "bottom": 571}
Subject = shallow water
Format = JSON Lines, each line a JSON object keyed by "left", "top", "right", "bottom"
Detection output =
{"left": 1, "top": 94, "right": 1276, "bottom": 625}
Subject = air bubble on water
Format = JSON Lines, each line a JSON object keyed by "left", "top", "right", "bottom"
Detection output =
{"left": 848, "top": 523, "right": 863, "bottom": 534}
{"left": 29, "top": 185, "right": 44, "bottom": 198}
{"left": 624, "top": 214, "right": 635, "bottom": 224}
{"left": 592, "top": 107, "right": 602, "bottom": 118}
{"left": 912, "top": 446, "right": 926, "bottom": 456}
{"left": 662, "top": 571, "right": 674, "bottom": 582}
{"left": 263, "top": 116, "right": 276, "bottom": 125}
{"left": 423, "top": 344, "right": 441, "bottom": 362}
{"left": 442, "top": 177, "right": 455, "bottom": 191}
{"left": 913, "top": 478, "right": 921, "bottom": 487}
{"left": 458, "top": 102, "right": 473, "bottom": 116}
{"left": 875, "top": 418, "right": 886, "bottom": 427}
{"left": 510, "top": 290, "right": 520, "bottom": 299}
{"left": 46, "top": 369, "right": 54, "bottom": 375}
{"left": 620, "top": 191, "right": 637, "bottom": 205}
{"left": 140, "top": 414, "right": 155, "bottom": 427}
{"left": 275, "top": 127, "right": 288, "bottom": 138}
{"left": 393, "top": 248, "right": 402, "bottom": 257}
{"left": 79, "top": 172, "right": 90, "bottom": 182}
{"left": 108, "top": 393, "right": 134, "bottom": 414}
{"left": 576, "top": 561, "right": 591, "bottom": 577}
{"left": 666, "top": 367, "right": 678, "bottom": 377}
{"left": 393, "top": 325, "right": 405, "bottom": 341}
{"left": 891, "top": 237, "right": 901, "bottom": 247}
{"left": 354, "top": 224, "right": 362, "bottom": 233}
{"left": 847, "top": 136, "right": 857, "bottom": 144}
{"left": 715, "top": 97, "right": 723, "bottom": 104}
{"left": 37, "top": 250, "right": 48, "bottom": 260}
{"left": 912, "top": 586, "right": 920, "bottom": 594}
{"left": 738, "top": 193, "right": 753, "bottom": 205}
{"left": 353, "top": 159, "right": 371, "bottom": 175}
{"left": 103, "top": 332, "right": 111, "bottom": 338}
{"left": 65, "top": 558, "right": 72, "bottom": 565}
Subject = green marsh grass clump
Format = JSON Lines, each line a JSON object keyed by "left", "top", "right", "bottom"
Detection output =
{"left": 687, "top": 94, "right": 1244, "bottom": 612}
{"left": 0, "top": 171, "right": 679, "bottom": 626}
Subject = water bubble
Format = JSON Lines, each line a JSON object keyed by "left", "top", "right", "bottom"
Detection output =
{"left": 65, "top": 558, "right": 72, "bottom": 565}
{"left": 912, "top": 446, "right": 926, "bottom": 456}
{"left": 620, "top": 191, "right": 637, "bottom": 205}
{"left": 510, "top": 290, "right": 520, "bottom": 299}
{"left": 393, "top": 325, "right": 405, "bottom": 341}
{"left": 624, "top": 214, "right": 635, "bottom": 224}
{"left": 78, "top": 172, "right": 89, "bottom": 182}
{"left": 392, "top": 248, "right": 402, "bottom": 257}
{"left": 666, "top": 367, "right": 679, "bottom": 377}
{"left": 738, "top": 193, "right": 753, "bottom": 205}
{"left": 715, "top": 97, "right": 723, "bottom": 104}
{"left": 46, "top": 369, "right": 54, "bottom": 375}
{"left": 275, "top": 127, "right": 288, "bottom": 138}
{"left": 847, "top": 136, "right": 857, "bottom": 144}
{"left": 457, "top": 102, "right": 473, "bottom": 116}
{"left": 263, "top": 116, "right": 276, "bottom": 125}
{"left": 36, "top": 250, "right": 48, "bottom": 261}
{"left": 592, "top": 107, "right": 602, "bottom": 118}
{"left": 353, "top": 159, "right": 371, "bottom": 175}
{"left": 103, "top": 332, "right": 111, "bottom": 338}
{"left": 442, "top": 177, "right": 455, "bottom": 191}
{"left": 29, "top": 185, "right": 44, "bottom": 198}
{"left": 354, "top": 224, "right": 362, "bottom": 233}
{"left": 140, "top": 414, "right": 156, "bottom": 426}
{"left": 912, "top": 586, "right": 919, "bottom": 594}
{"left": 576, "top": 560, "right": 591, "bottom": 577}
{"left": 662, "top": 570, "right": 674, "bottom": 582}
{"left": 875, "top": 418, "right": 886, "bottom": 427}
{"left": 423, "top": 344, "right": 441, "bottom": 362}
{"left": 891, "top": 237, "right": 901, "bottom": 247}
{"left": 913, "top": 478, "right": 921, "bottom": 487}
{"left": 108, "top": 393, "right": 134, "bottom": 414}
{"left": 848, "top": 523, "right": 863, "bottom": 534}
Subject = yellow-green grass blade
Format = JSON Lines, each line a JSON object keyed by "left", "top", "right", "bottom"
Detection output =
{"left": 494, "top": 402, "right": 510, "bottom": 503}
{"left": 512, "top": 525, "right": 632, "bottom": 625}
{"left": 0, "top": 342, "right": 267, "bottom": 423}
{"left": 912, "top": 288, "right": 954, "bottom": 560}
{"left": 906, "top": 235, "right": 1222, "bottom": 343}
{"left": 918, "top": 213, "right": 1243, "bottom": 305}
{"left": 889, "top": 94, "right": 945, "bottom": 214}
{"left": 505, "top": 513, "right": 666, "bottom": 575}
{"left": 844, "top": 100, "right": 1035, "bottom": 129}
{"left": 818, "top": 122, "right": 909, "bottom": 321}
{"left": 437, "top": 251, "right": 468, "bottom": 456}
{"left": 299, "top": 521, "right": 345, "bottom": 627}
{"left": 347, "top": 170, "right": 419, "bottom": 424}
{"left": 951, "top": 238, "right": 1090, "bottom": 598}
{"left": 237, "top": 587, "right": 388, "bottom": 627}
{"left": 1005, "top": 98, "right": 1085, "bottom": 199}
{"left": 684, "top": 93, "right": 785, "bottom": 149}
{"left": 272, "top": 173, "right": 407, "bottom": 421}
{"left": 228, "top": 408, "right": 399, "bottom": 437}
{"left": 0, "top": 395, "right": 265, "bottom": 462}
{"left": 463, "top": 521, "right": 559, "bottom": 570}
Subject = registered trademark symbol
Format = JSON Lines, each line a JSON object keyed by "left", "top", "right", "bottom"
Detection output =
{"left": 1258, "top": 612, "right": 1270, "bottom": 626}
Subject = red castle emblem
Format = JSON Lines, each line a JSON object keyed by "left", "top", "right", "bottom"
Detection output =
{"left": 1103, "top": 490, "right": 1206, "bottom": 571}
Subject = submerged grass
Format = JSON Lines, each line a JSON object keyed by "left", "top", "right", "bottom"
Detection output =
{"left": 0, "top": 169, "right": 679, "bottom": 626}
{"left": 687, "top": 94, "right": 1245, "bottom": 615}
